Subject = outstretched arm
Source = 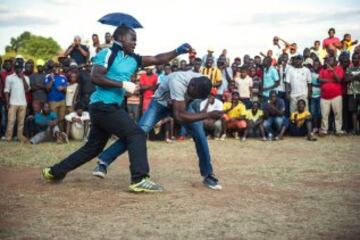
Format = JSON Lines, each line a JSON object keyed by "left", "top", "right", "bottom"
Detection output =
{"left": 142, "top": 43, "right": 191, "bottom": 67}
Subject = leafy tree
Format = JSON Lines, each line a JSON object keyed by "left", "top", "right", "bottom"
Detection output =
{"left": 4, "top": 31, "right": 61, "bottom": 61}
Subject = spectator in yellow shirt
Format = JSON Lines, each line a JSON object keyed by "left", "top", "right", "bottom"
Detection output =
{"left": 242, "top": 101, "right": 266, "bottom": 141}
{"left": 289, "top": 99, "right": 317, "bottom": 141}
{"left": 201, "top": 57, "right": 222, "bottom": 88}
{"left": 220, "top": 92, "right": 247, "bottom": 140}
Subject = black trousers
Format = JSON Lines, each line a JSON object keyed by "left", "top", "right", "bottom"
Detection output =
{"left": 51, "top": 102, "right": 149, "bottom": 183}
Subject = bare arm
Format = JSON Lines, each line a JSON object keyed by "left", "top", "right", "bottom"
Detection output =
{"left": 172, "top": 100, "right": 210, "bottom": 124}
{"left": 78, "top": 45, "right": 89, "bottom": 59}
{"left": 142, "top": 50, "right": 179, "bottom": 67}
{"left": 64, "top": 44, "right": 74, "bottom": 57}
{"left": 90, "top": 65, "right": 124, "bottom": 88}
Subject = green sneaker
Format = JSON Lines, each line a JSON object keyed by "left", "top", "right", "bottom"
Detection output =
{"left": 129, "top": 178, "right": 164, "bottom": 193}
{"left": 42, "top": 168, "right": 62, "bottom": 182}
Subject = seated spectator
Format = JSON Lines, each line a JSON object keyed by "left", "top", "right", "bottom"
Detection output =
{"left": 289, "top": 100, "right": 317, "bottom": 141}
{"left": 200, "top": 88, "right": 224, "bottom": 140}
{"left": 30, "top": 103, "right": 68, "bottom": 144}
{"left": 65, "top": 72, "right": 79, "bottom": 113}
{"left": 64, "top": 36, "right": 89, "bottom": 66}
{"left": 234, "top": 66, "right": 253, "bottom": 109}
{"left": 153, "top": 117, "right": 174, "bottom": 143}
{"left": 221, "top": 91, "right": 247, "bottom": 140}
{"left": 45, "top": 64, "right": 68, "bottom": 131}
{"left": 65, "top": 102, "right": 90, "bottom": 141}
{"left": 242, "top": 101, "right": 266, "bottom": 141}
{"left": 263, "top": 90, "right": 288, "bottom": 140}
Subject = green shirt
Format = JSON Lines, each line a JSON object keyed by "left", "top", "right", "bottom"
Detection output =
{"left": 346, "top": 66, "right": 360, "bottom": 95}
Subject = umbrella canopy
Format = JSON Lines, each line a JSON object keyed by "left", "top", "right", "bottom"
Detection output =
{"left": 98, "top": 12, "right": 143, "bottom": 28}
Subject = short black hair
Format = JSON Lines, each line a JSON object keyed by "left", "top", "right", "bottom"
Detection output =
{"left": 92, "top": 33, "right": 98, "bottom": 37}
{"left": 297, "top": 99, "right": 306, "bottom": 106}
{"left": 328, "top": 27, "right": 335, "bottom": 34}
{"left": 189, "top": 76, "right": 212, "bottom": 99}
{"left": 231, "top": 91, "right": 240, "bottom": 97}
{"left": 113, "top": 25, "right": 135, "bottom": 41}
{"left": 75, "top": 101, "right": 84, "bottom": 110}
{"left": 269, "top": 90, "right": 277, "bottom": 96}
{"left": 194, "top": 58, "right": 202, "bottom": 63}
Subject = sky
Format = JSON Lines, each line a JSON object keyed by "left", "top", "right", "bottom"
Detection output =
{"left": 0, "top": 0, "right": 360, "bottom": 60}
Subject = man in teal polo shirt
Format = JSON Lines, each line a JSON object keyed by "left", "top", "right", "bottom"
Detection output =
{"left": 42, "top": 25, "right": 192, "bottom": 192}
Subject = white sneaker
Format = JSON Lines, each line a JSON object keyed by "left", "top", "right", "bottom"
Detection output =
{"left": 220, "top": 134, "right": 226, "bottom": 141}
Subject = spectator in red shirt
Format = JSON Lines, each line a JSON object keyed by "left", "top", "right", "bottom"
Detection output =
{"left": 0, "top": 59, "right": 13, "bottom": 138}
{"left": 322, "top": 28, "right": 341, "bottom": 53}
{"left": 139, "top": 67, "right": 158, "bottom": 113}
{"left": 319, "top": 56, "right": 345, "bottom": 136}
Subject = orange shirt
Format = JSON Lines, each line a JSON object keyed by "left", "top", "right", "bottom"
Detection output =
{"left": 139, "top": 73, "right": 158, "bottom": 99}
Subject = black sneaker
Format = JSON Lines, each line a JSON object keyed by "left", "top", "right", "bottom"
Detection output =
{"left": 203, "top": 174, "right": 222, "bottom": 190}
{"left": 92, "top": 164, "right": 107, "bottom": 179}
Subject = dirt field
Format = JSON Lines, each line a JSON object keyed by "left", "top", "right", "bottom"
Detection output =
{"left": 0, "top": 136, "right": 360, "bottom": 240}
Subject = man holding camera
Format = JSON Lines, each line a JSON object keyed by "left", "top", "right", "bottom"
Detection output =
{"left": 64, "top": 36, "right": 89, "bottom": 65}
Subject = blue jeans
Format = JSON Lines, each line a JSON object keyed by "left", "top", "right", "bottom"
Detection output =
{"left": 98, "top": 99, "right": 214, "bottom": 177}
{"left": 310, "top": 97, "right": 321, "bottom": 118}
{"left": 263, "top": 116, "right": 288, "bottom": 135}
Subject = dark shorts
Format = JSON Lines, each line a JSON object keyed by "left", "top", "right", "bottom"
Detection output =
{"left": 348, "top": 94, "right": 360, "bottom": 112}
{"left": 289, "top": 123, "right": 308, "bottom": 136}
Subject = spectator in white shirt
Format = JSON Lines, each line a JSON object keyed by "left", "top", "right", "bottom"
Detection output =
{"left": 65, "top": 102, "right": 90, "bottom": 141}
{"left": 234, "top": 66, "right": 253, "bottom": 109}
{"left": 4, "top": 58, "right": 30, "bottom": 142}
{"left": 285, "top": 55, "right": 312, "bottom": 113}
{"left": 200, "top": 88, "right": 224, "bottom": 140}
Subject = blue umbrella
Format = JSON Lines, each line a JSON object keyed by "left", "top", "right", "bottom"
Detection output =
{"left": 98, "top": 12, "right": 143, "bottom": 28}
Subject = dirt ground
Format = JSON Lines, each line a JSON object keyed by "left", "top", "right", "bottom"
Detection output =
{"left": 0, "top": 136, "right": 360, "bottom": 240}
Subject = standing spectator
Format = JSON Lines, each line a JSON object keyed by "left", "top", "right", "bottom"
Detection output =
{"left": 77, "top": 65, "right": 94, "bottom": 110}
{"left": 219, "top": 49, "right": 230, "bottom": 66}
{"left": 221, "top": 91, "right": 247, "bottom": 140}
{"left": 202, "top": 48, "right": 216, "bottom": 66}
{"left": 270, "top": 36, "right": 285, "bottom": 60}
{"left": 65, "top": 72, "right": 79, "bottom": 113}
{"left": 341, "top": 34, "right": 358, "bottom": 53}
{"left": 310, "top": 60, "right": 322, "bottom": 133}
{"left": 0, "top": 59, "right": 13, "bottom": 137}
{"left": 45, "top": 64, "right": 68, "bottom": 131}
{"left": 127, "top": 74, "right": 141, "bottom": 122}
{"left": 319, "top": 56, "right": 345, "bottom": 136}
{"left": 192, "top": 58, "right": 202, "bottom": 73}
{"left": 263, "top": 90, "right": 288, "bottom": 140}
{"left": 30, "top": 103, "right": 68, "bottom": 144}
{"left": 276, "top": 54, "right": 290, "bottom": 117}
{"left": 4, "top": 58, "right": 30, "bottom": 142}
{"left": 249, "top": 67, "right": 261, "bottom": 102}
{"left": 261, "top": 57, "right": 280, "bottom": 104}
{"left": 242, "top": 101, "right": 266, "bottom": 141}
{"left": 234, "top": 66, "right": 253, "bottom": 109}
{"left": 179, "top": 60, "right": 188, "bottom": 71}
{"left": 200, "top": 88, "right": 224, "bottom": 140}
{"left": 217, "top": 56, "right": 232, "bottom": 100}
{"left": 24, "top": 60, "right": 34, "bottom": 109}
{"left": 345, "top": 52, "right": 360, "bottom": 134}
{"left": 322, "top": 28, "right": 341, "bottom": 54}
{"left": 89, "top": 33, "right": 101, "bottom": 62}
{"left": 100, "top": 32, "right": 113, "bottom": 49}
{"left": 65, "top": 102, "right": 90, "bottom": 141}
{"left": 285, "top": 55, "right": 312, "bottom": 113}
{"left": 139, "top": 67, "right": 158, "bottom": 113}
{"left": 289, "top": 99, "right": 317, "bottom": 141}
{"left": 30, "top": 59, "right": 47, "bottom": 113}
{"left": 201, "top": 57, "right": 222, "bottom": 89}
{"left": 64, "top": 36, "right": 89, "bottom": 65}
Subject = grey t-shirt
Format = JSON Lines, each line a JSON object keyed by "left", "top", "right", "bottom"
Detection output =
{"left": 153, "top": 70, "right": 202, "bottom": 107}
{"left": 30, "top": 73, "right": 47, "bottom": 102}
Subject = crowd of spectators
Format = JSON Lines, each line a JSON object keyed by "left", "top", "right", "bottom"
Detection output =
{"left": 0, "top": 27, "right": 359, "bottom": 145}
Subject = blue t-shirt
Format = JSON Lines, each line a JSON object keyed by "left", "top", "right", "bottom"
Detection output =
{"left": 264, "top": 98, "right": 285, "bottom": 117}
{"left": 262, "top": 66, "right": 280, "bottom": 97}
{"left": 90, "top": 47, "right": 142, "bottom": 105}
{"left": 45, "top": 74, "right": 68, "bottom": 102}
{"left": 34, "top": 111, "right": 57, "bottom": 132}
